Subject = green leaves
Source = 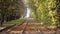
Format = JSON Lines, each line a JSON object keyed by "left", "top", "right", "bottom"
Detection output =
{"left": 0, "top": 0, "right": 21, "bottom": 21}
{"left": 27, "top": 0, "right": 60, "bottom": 28}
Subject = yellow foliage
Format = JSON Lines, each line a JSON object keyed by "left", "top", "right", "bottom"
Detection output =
{"left": 49, "top": 11, "right": 53, "bottom": 16}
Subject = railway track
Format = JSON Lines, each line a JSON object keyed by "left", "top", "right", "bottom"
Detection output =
{"left": 6, "top": 20, "right": 28, "bottom": 34}
{"left": 1, "top": 19, "right": 60, "bottom": 34}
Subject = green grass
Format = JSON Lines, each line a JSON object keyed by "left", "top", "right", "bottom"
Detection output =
{"left": 3, "top": 18, "right": 26, "bottom": 24}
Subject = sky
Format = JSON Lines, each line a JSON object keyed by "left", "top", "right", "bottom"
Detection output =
{"left": 22, "top": 0, "right": 30, "bottom": 18}
{"left": 26, "top": 8, "right": 30, "bottom": 18}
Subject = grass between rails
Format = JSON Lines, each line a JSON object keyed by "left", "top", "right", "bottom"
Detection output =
{"left": 3, "top": 18, "right": 26, "bottom": 24}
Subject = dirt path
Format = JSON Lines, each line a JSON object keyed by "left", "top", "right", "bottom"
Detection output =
{"left": 2, "top": 19, "right": 60, "bottom": 34}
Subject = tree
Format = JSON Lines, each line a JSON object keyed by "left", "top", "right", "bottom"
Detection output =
{"left": 27, "top": 0, "right": 60, "bottom": 28}
{"left": 0, "top": 0, "right": 27, "bottom": 26}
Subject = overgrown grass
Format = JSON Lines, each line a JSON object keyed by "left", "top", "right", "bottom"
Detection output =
{"left": 3, "top": 18, "right": 26, "bottom": 24}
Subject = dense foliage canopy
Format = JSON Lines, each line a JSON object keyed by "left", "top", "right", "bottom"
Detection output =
{"left": 0, "top": 0, "right": 27, "bottom": 25}
{"left": 27, "top": 0, "right": 60, "bottom": 28}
